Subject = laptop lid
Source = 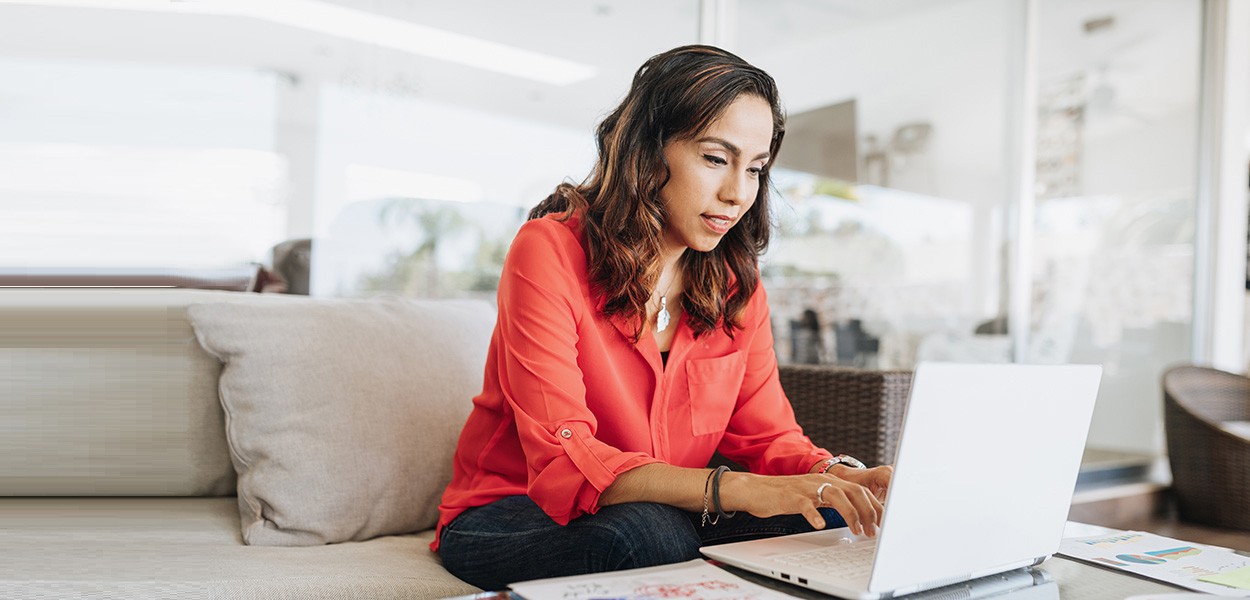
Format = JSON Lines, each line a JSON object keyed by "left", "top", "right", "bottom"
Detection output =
{"left": 866, "top": 362, "right": 1102, "bottom": 593}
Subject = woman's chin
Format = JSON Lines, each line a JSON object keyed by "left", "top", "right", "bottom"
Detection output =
{"left": 672, "top": 227, "right": 728, "bottom": 253}
{"left": 689, "top": 237, "right": 724, "bottom": 253}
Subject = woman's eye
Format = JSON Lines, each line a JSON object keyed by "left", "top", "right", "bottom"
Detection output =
{"left": 747, "top": 167, "right": 763, "bottom": 177}
{"left": 703, "top": 154, "right": 728, "bottom": 166}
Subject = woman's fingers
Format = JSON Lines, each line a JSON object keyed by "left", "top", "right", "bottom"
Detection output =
{"left": 738, "top": 474, "right": 886, "bottom": 536}
{"left": 800, "top": 502, "right": 826, "bottom": 530}
{"left": 848, "top": 484, "right": 882, "bottom": 535}
{"left": 820, "top": 484, "right": 865, "bottom": 536}
{"left": 869, "top": 465, "right": 894, "bottom": 501}
{"left": 833, "top": 465, "right": 894, "bottom": 513}
{"left": 853, "top": 479, "right": 884, "bottom": 525}
{"left": 821, "top": 479, "right": 884, "bottom": 536}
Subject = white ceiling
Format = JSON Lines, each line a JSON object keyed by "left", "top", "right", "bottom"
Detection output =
{"left": 0, "top": 0, "right": 1202, "bottom": 134}
{"left": 0, "top": 0, "right": 958, "bottom": 130}
{"left": 1037, "top": 0, "right": 1201, "bottom": 135}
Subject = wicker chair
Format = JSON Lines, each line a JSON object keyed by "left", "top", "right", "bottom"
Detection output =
{"left": 779, "top": 364, "right": 913, "bottom": 467}
{"left": 1162, "top": 365, "right": 1250, "bottom": 530}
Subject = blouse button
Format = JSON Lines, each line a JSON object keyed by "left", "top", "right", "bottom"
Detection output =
{"left": 559, "top": 428, "right": 573, "bottom": 439}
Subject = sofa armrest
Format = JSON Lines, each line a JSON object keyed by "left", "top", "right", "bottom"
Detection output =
{"left": 0, "top": 265, "right": 263, "bottom": 292}
{"left": 779, "top": 364, "right": 913, "bottom": 467}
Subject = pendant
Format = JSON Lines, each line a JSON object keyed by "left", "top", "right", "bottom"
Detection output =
{"left": 656, "top": 295, "right": 671, "bottom": 332}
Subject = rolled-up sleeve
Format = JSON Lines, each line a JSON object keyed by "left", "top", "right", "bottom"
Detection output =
{"left": 496, "top": 221, "right": 659, "bottom": 524}
{"left": 716, "top": 285, "right": 832, "bottom": 475}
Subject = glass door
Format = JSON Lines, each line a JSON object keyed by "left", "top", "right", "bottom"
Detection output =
{"left": 1032, "top": 0, "right": 1201, "bottom": 457}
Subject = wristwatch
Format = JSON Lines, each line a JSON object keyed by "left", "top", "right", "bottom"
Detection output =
{"left": 819, "top": 454, "right": 867, "bottom": 473}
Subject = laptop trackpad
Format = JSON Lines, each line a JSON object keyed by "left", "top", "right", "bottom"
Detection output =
{"left": 757, "top": 527, "right": 856, "bottom": 556}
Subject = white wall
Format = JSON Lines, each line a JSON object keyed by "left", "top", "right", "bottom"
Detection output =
{"left": 1083, "top": 110, "right": 1198, "bottom": 198}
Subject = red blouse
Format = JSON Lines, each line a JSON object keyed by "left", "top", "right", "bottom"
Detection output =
{"left": 432, "top": 214, "right": 830, "bottom": 550}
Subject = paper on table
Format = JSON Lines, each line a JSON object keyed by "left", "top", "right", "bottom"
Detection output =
{"left": 1063, "top": 521, "right": 1119, "bottom": 538}
{"left": 1202, "top": 566, "right": 1250, "bottom": 591}
{"left": 1059, "top": 531, "right": 1250, "bottom": 597}
{"left": 509, "top": 559, "right": 799, "bottom": 600}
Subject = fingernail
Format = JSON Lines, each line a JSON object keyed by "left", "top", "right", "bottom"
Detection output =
{"left": 815, "top": 519, "right": 825, "bottom": 529}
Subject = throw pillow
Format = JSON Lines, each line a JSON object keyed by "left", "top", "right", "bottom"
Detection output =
{"left": 189, "top": 296, "right": 494, "bottom": 546}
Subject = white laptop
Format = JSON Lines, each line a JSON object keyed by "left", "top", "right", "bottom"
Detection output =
{"left": 701, "top": 362, "right": 1102, "bottom": 600}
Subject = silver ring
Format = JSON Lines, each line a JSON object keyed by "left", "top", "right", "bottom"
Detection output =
{"left": 816, "top": 482, "right": 833, "bottom": 505}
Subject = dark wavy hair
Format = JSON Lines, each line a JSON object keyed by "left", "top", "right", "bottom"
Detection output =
{"left": 528, "top": 45, "right": 785, "bottom": 341}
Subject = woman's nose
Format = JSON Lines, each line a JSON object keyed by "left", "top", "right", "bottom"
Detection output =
{"left": 719, "top": 172, "right": 752, "bottom": 205}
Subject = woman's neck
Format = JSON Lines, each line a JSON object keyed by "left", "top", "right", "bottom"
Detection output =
{"left": 657, "top": 239, "right": 686, "bottom": 279}
{"left": 656, "top": 257, "right": 684, "bottom": 293}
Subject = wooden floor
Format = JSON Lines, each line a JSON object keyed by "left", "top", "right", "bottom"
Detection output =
{"left": 1070, "top": 488, "right": 1250, "bottom": 552}
{"left": 1125, "top": 515, "right": 1250, "bottom": 553}
{"left": 1069, "top": 449, "right": 1250, "bottom": 552}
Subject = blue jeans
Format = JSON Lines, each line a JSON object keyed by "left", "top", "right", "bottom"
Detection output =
{"left": 438, "top": 495, "right": 848, "bottom": 590}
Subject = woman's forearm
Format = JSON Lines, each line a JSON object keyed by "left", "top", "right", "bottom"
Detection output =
{"left": 598, "top": 462, "right": 888, "bottom": 536}
{"left": 599, "top": 463, "right": 715, "bottom": 511}
{"left": 600, "top": 463, "right": 766, "bottom": 516}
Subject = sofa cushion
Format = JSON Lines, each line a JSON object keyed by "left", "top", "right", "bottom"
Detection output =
{"left": 0, "top": 289, "right": 290, "bottom": 497}
{"left": 189, "top": 297, "right": 494, "bottom": 546}
{"left": 0, "top": 497, "right": 480, "bottom": 599}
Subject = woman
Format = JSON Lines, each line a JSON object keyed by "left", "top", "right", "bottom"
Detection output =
{"left": 433, "top": 45, "right": 892, "bottom": 590}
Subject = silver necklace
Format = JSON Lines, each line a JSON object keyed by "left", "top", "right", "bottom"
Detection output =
{"left": 655, "top": 273, "right": 677, "bottom": 332}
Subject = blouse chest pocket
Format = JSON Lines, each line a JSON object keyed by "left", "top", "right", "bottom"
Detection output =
{"left": 685, "top": 351, "right": 746, "bottom": 437}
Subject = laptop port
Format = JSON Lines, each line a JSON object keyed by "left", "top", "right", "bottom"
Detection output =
{"left": 781, "top": 573, "right": 790, "bottom": 580}
{"left": 798, "top": 577, "right": 808, "bottom": 585}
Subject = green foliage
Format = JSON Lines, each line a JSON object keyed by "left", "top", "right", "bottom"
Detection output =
{"left": 357, "top": 197, "right": 518, "bottom": 297}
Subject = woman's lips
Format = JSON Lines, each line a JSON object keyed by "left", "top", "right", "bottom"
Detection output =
{"left": 702, "top": 214, "right": 733, "bottom": 234}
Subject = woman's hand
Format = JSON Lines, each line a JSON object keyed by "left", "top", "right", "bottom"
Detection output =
{"left": 719, "top": 472, "right": 884, "bottom": 536}
{"left": 828, "top": 464, "right": 893, "bottom": 503}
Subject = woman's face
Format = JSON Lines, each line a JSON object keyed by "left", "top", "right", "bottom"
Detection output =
{"left": 659, "top": 93, "right": 773, "bottom": 255}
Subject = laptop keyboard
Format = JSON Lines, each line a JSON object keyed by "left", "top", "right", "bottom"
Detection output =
{"left": 770, "top": 538, "right": 878, "bottom": 578}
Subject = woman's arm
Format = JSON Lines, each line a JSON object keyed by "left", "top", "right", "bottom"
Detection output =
{"left": 492, "top": 220, "right": 661, "bottom": 524}
{"left": 600, "top": 463, "right": 886, "bottom": 536}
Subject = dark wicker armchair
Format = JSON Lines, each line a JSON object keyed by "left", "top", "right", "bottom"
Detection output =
{"left": 779, "top": 364, "right": 913, "bottom": 467}
{"left": 1163, "top": 365, "right": 1250, "bottom": 530}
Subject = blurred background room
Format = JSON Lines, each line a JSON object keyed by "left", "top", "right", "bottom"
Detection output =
{"left": 2, "top": 0, "right": 1248, "bottom": 538}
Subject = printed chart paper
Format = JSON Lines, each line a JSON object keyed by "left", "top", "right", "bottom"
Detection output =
{"left": 1202, "top": 566, "right": 1250, "bottom": 591}
{"left": 510, "top": 559, "right": 798, "bottom": 600}
{"left": 1059, "top": 530, "right": 1250, "bottom": 596}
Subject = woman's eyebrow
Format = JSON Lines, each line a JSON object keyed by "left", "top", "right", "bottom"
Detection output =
{"left": 696, "top": 136, "right": 770, "bottom": 161}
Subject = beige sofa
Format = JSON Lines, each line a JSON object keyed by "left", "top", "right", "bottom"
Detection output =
{"left": 0, "top": 287, "right": 913, "bottom": 600}
{"left": 0, "top": 288, "right": 490, "bottom": 599}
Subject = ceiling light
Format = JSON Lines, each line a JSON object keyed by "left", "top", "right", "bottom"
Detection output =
{"left": 0, "top": 0, "right": 597, "bottom": 85}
